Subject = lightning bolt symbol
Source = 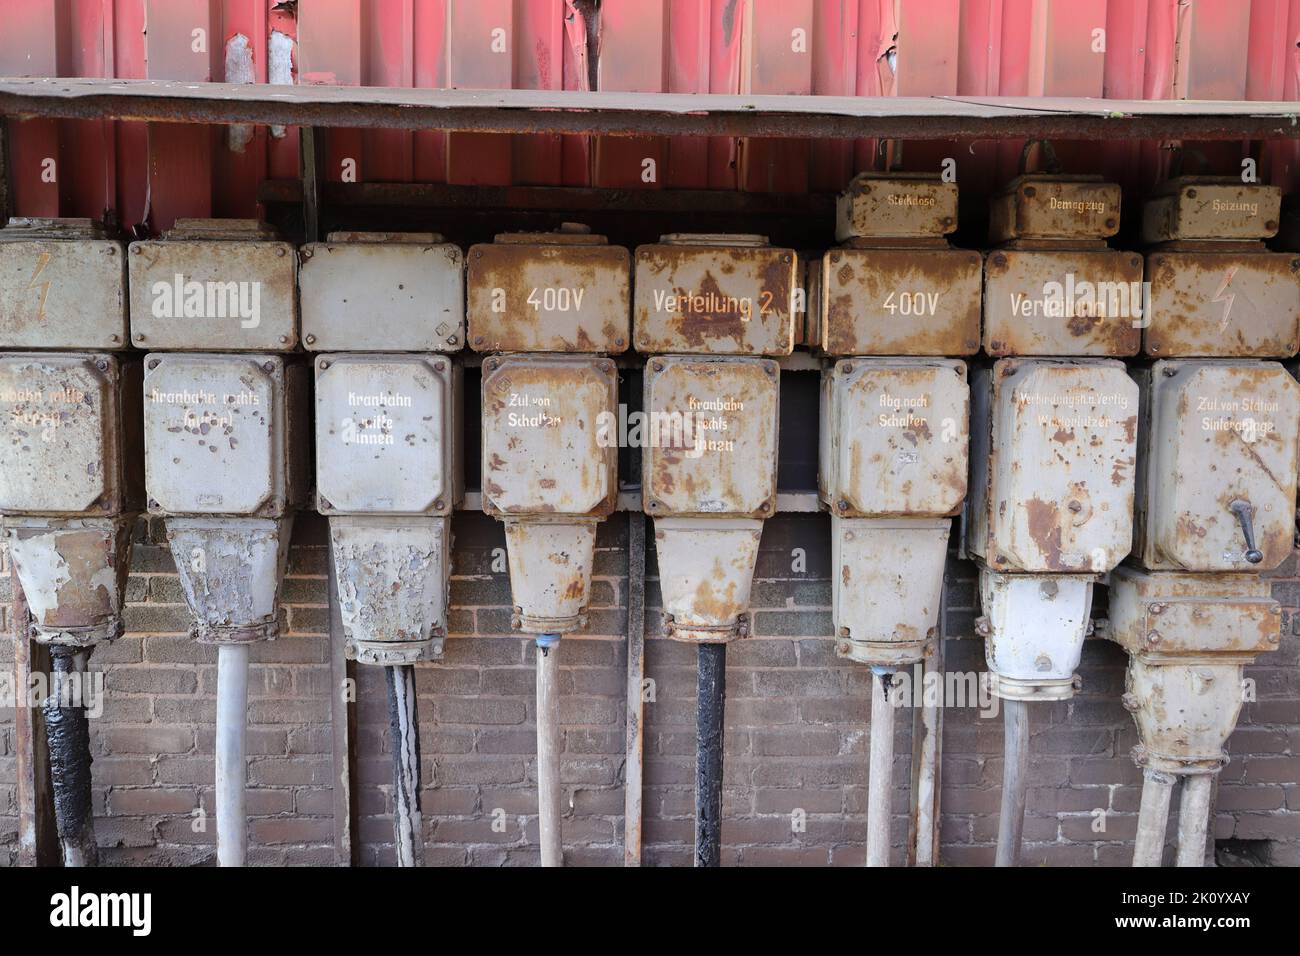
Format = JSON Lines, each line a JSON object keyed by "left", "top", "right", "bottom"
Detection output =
{"left": 25, "top": 252, "right": 52, "bottom": 322}
{"left": 1212, "top": 265, "right": 1239, "bottom": 333}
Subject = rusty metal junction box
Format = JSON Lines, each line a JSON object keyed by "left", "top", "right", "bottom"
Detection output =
{"left": 480, "top": 353, "right": 618, "bottom": 633}
{"left": 0, "top": 218, "right": 141, "bottom": 651}
{"left": 315, "top": 352, "right": 461, "bottom": 664}
{"left": 643, "top": 354, "right": 779, "bottom": 643}
{"left": 816, "top": 174, "right": 982, "bottom": 356}
{"left": 143, "top": 353, "right": 308, "bottom": 644}
{"left": 300, "top": 232, "right": 465, "bottom": 352}
{"left": 984, "top": 175, "right": 1142, "bottom": 357}
{"left": 0, "top": 218, "right": 128, "bottom": 350}
{"left": 968, "top": 358, "right": 1138, "bottom": 574}
{"left": 468, "top": 227, "right": 630, "bottom": 354}
{"left": 969, "top": 358, "right": 1137, "bottom": 700}
{"left": 819, "top": 358, "right": 969, "bottom": 664}
{"left": 128, "top": 219, "right": 298, "bottom": 352}
{"left": 0, "top": 351, "right": 142, "bottom": 646}
{"left": 1140, "top": 179, "right": 1298, "bottom": 359}
{"left": 633, "top": 234, "right": 797, "bottom": 356}
{"left": 1133, "top": 360, "right": 1300, "bottom": 572}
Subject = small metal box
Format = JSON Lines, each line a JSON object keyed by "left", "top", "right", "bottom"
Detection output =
{"left": 143, "top": 353, "right": 308, "bottom": 517}
{"left": 1134, "top": 360, "right": 1300, "bottom": 571}
{"left": 633, "top": 235, "right": 796, "bottom": 356}
{"left": 968, "top": 358, "right": 1138, "bottom": 573}
{"left": 315, "top": 354, "right": 461, "bottom": 516}
{"left": 480, "top": 354, "right": 618, "bottom": 517}
{"left": 0, "top": 353, "right": 142, "bottom": 516}
{"left": 819, "top": 358, "right": 969, "bottom": 517}
{"left": 0, "top": 218, "right": 128, "bottom": 349}
{"left": 467, "top": 230, "right": 629, "bottom": 353}
{"left": 128, "top": 219, "right": 298, "bottom": 351}
{"left": 300, "top": 233, "right": 464, "bottom": 352}
{"left": 643, "top": 355, "right": 779, "bottom": 518}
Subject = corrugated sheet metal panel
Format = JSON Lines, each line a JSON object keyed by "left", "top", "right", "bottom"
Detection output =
{"left": 1, "top": 0, "right": 1295, "bottom": 227}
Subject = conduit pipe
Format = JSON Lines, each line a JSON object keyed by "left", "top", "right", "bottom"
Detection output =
{"left": 535, "top": 634, "right": 563, "bottom": 868}
{"left": 215, "top": 644, "right": 250, "bottom": 868}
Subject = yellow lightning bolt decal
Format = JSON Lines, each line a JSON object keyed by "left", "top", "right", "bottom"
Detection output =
{"left": 1212, "top": 265, "right": 1239, "bottom": 333}
{"left": 26, "top": 251, "right": 52, "bottom": 323}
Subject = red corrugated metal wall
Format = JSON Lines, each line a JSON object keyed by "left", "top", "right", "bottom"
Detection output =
{"left": 2, "top": 0, "right": 1297, "bottom": 232}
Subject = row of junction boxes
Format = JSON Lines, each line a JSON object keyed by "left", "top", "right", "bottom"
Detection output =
{"left": 0, "top": 173, "right": 1298, "bottom": 837}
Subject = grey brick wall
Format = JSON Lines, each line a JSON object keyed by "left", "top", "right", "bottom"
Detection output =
{"left": 1, "top": 510, "right": 1298, "bottom": 867}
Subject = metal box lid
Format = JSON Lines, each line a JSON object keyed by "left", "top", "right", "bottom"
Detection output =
{"left": 144, "top": 353, "right": 296, "bottom": 516}
{"left": 467, "top": 230, "right": 629, "bottom": 353}
{"left": 834, "top": 174, "right": 959, "bottom": 241}
{"left": 0, "top": 353, "right": 141, "bottom": 515}
{"left": 0, "top": 219, "right": 127, "bottom": 349}
{"left": 989, "top": 175, "right": 1121, "bottom": 243}
{"left": 1143, "top": 252, "right": 1299, "bottom": 358}
{"left": 301, "top": 233, "right": 464, "bottom": 352}
{"left": 821, "top": 358, "right": 968, "bottom": 517}
{"left": 820, "top": 247, "right": 982, "bottom": 356}
{"left": 643, "top": 355, "right": 779, "bottom": 518}
{"left": 480, "top": 354, "right": 617, "bottom": 516}
{"left": 315, "top": 354, "right": 459, "bottom": 515}
{"left": 1138, "top": 360, "right": 1300, "bottom": 571}
{"left": 984, "top": 249, "right": 1143, "bottom": 356}
{"left": 633, "top": 235, "right": 797, "bottom": 356}
{"left": 128, "top": 219, "right": 298, "bottom": 351}
{"left": 1142, "top": 178, "right": 1283, "bottom": 242}
{"left": 970, "top": 359, "right": 1138, "bottom": 573}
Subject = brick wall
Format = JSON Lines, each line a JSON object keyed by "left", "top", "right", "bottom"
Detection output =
{"left": 2, "top": 511, "right": 1298, "bottom": 867}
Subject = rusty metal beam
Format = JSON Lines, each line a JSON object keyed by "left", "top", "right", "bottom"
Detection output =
{"left": 1, "top": 78, "right": 1298, "bottom": 141}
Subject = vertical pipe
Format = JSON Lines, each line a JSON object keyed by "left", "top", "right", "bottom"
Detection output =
{"left": 995, "top": 698, "right": 1029, "bottom": 867}
{"left": 1175, "top": 774, "right": 1213, "bottom": 868}
{"left": 623, "top": 513, "right": 647, "bottom": 866}
{"left": 695, "top": 641, "right": 727, "bottom": 867}
{"left": 912, "top": 659, "right": 941, "bottom": 867}
{"left": 386, "top": 663, "right": 423, "bottom": 867}
{"left": 535, "top": 634, "right": 563, "bottom": 867}
{"left": 1133, "top": 768, "right": 1176, "bottom": 867}
{"left": 867, "top": 667, "right": 897, "bottom": 867}
{"left": 215, "top": 643, "right": 250, "bottom": 867}
{"left": 44, "top": 645, "right": 98, "bottom": 867}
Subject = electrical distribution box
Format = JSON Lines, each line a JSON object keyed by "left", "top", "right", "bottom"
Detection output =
{"left": 643, "top": 355, "right": 780, "bottom": 518}
{"left": 0, "top": 353, "right": 143, "bottom": 516}
{"left": 968, "top": 358, "right": 1138, "bottom": 573}
{"left": 818, "top": 174, "right": 981, "bottom": 356}
{"left": 301, "top": 233, "right": 465, "bottom": 352}
{"left": 820, "top": 358, "right": 969, "bottom": 517}
{"left": 143, "top": 353, "right": 308, "bottom": 517}
{"left": 480, "top": 354, "right": 618, "bottom": 518}
{"left": 0, "top": 218, "right": 128, "bottom": 349}
{"left": 128, "top": 219, "right": 298, "bottom": 351}
{"left": 633, "top": 234, "right": 797, "bottom": 356}
{"left": 984, "top": 174, "right": 1141, "bottom": 356}
{"left": 1141, "top": 179, "right": 1297, "bottom": 358}
{"left": 315, "top": 354, "right": 461, "bottom": 516}
{"left": 468, "top": 230, "right": 630, "bottom": 353}
{"left": 1133, "top": 360, "right": 1300, "bottom": 571}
